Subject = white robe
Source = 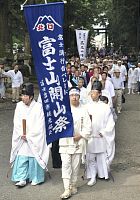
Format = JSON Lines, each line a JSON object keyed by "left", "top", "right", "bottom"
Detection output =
{"left": 104, "top": 79, "right": 115, "bottom": 98}
{"left": 10, "top": 100, "right": 50, "bottom": 169}
{"left": 79, "top": 87, "right": 89, "bottom": 105}
{"left": 59, "top": 104, "right": 91, "bottom": 155}
{"left": 128, "top": 68, "right": 137, "bottom": 88}
{"left": 101, "top": 89, "right": 113, "bottom": 108}
{"left": 86, "top": 101, "right": 115, "bottom": 164}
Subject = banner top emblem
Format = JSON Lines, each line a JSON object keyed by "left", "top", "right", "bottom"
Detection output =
{"left": 33, "top": 15, "right": 62, "bottom": 32}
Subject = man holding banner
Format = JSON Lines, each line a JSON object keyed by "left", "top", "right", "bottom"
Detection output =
{"left": 59, "top": 87, "right": 91, "bottom": 199}
{"left": 24, "top": 2, "right": 74, "bottom": 146}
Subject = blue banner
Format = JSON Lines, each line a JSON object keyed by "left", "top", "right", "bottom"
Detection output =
{"left": 24, "top": 2, "right": 73, "bottom": 144}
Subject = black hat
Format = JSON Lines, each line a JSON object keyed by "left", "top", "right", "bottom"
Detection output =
{"left": 78, "top": 76, "right": 85, "bottom": 81}
{"left": 22, "top": 83, "right": 34, "bottom": 96}
{"left": 91, "top": 80, "right": 102, "bottom": 92}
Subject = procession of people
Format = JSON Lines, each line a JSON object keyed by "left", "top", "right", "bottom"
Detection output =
{"left": 0, "top": 53, "right": 140, "bottom": 199}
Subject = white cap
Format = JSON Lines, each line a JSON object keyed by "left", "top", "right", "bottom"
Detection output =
{"left": 114, "top": 69, "right": 120, "bottom": 73}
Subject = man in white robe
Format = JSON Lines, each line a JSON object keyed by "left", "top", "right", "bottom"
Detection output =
{"left": 10, "top": 83, "right": 50, "bottom": 187}
{"left": 59, "top": 87, "right": 91, "bottom": 199}
{"left": 86, "top": 80, "right": 115, "bottom": 186}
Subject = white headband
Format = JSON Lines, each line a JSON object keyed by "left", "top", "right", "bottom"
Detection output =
{"left": 69, "top": 89, "right": 80, "bottom": 96}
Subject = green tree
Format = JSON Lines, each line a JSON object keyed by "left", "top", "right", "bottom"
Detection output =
{"left": 0, "top": 0, "right": 12, "bottom": 58}
{"left": 108, "top": 0, "right": 139, "bottom": 52}
{"left": 1, "top": 0, "right": 139, "bottom": 59}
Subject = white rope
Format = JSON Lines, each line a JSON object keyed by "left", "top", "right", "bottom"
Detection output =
{"left": 21, "top": 0, "right": 47, "bottom": 10}
{"left": 20, "top": 0, "right": 28, "bottom": 10}
{"left": 20, "top": 0, "right": 67, "bottom": 11}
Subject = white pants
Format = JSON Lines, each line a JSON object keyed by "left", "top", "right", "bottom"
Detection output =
{"left": 114, "top": 89, "right": 122, "bottom": 112}
{"left": 61, "top": 153, "right": 81, "bottom": 187}
{"left": 86, "top": 152, "right": 109, "bottom": 180}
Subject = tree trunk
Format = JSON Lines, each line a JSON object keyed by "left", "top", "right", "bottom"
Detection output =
{"left": 24, "top": 32, "right": 31, "bottom": 56}
{"left": 0, "top": 0, "right": 12, "bottom": 59}
{"left": 24, "top": 32, "right": 32, "bottom": 75}
{"left": 137, "top": 0, "right": 140, "bottom": 51}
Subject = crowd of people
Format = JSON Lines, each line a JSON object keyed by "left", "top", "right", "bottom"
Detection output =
{"left": 0, "top": 54, "right": 140, "bottom": 199}
{"left": 66, "top": 56, "right": 140, "bottom": 112}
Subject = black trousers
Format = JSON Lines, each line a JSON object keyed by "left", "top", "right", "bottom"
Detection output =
{"left": 138, "top": 81, "right": 140, "bottom": 92}
{"left": 51, "top": 140, "right": 62, "bottom": 168}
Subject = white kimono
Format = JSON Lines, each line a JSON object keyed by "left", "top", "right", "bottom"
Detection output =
{"left": 128, "top": 68, "right": 137, "bottom": 89}
{"left": 87, "top": 101, "right": 115, "bottom": 154}
{"left": 86, "top": 101, "right": 115, "bottom": 179}
{"left": 10, "top": 100, "right": 50, "bottom": 169}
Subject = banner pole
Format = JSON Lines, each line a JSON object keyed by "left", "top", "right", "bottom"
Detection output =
{"left": 20, "top": 0, "right": 28, "bottom": 10}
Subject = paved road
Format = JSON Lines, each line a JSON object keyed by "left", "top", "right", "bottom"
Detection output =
{"left": 0, "top": 93, "right": 140, "bottom": 200}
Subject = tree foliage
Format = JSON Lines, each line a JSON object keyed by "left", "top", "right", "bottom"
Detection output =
{"left": 108, "top": 0, "right": 139, "bottom": 52}
{"left": 0, "top": 0, "right": 139, "bottom": 58}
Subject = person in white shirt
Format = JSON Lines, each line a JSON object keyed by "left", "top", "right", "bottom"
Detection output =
{"left": 111, "top": 69, "right": 124, "bottom": 114}
{"left": 59, "top": 87, "right": 91, "bottom": 199}
{"left": 114, "top": 60, "right": 127, "bottom": 88}
{"left": 3, "top": 63, "right": 23, "bottom": 102}
{"left": 86, "top": 80, "right": 115, "bottom": 186}
{"left": 77, "top": 77, "right": 88, "bottom": 105}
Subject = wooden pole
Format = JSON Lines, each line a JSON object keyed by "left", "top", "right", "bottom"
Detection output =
{"left": 22, "top": 119, "right": 26, "bottom": 136}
